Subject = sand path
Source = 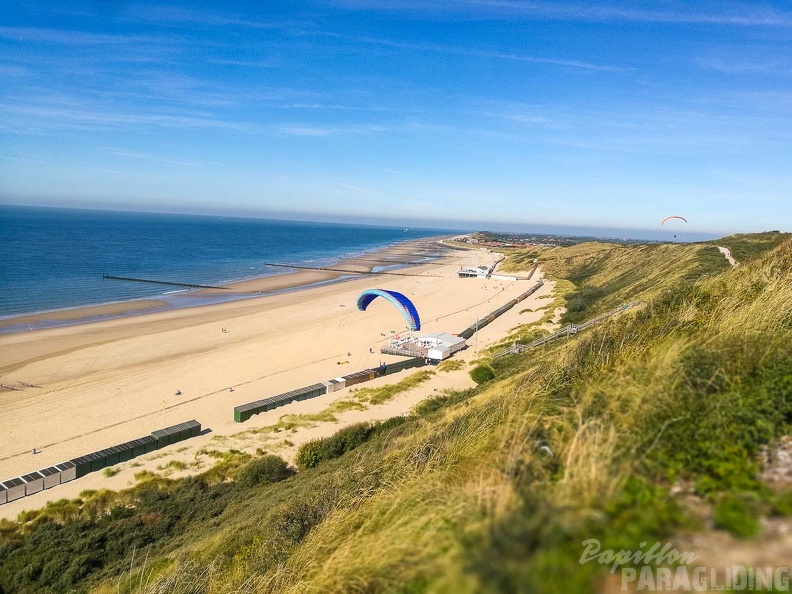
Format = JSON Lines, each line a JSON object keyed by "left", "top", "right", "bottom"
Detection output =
{"left": 717, "top": 246, "right": 740, "bottom": 267}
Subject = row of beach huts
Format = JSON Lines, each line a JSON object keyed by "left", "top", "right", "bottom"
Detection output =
{"left": 0, "top": 420, "right": 201, "bottom": 506}
{"left": 233, "top": 357, "right": 427, "bottom": 423}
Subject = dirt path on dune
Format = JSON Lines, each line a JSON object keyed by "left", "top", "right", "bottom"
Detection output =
{"left": 717, "top": 246, "right": 740, "bottom": 267}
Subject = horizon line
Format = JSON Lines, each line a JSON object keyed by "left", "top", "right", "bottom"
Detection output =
{"left": 0, "top": 201, "right": 771, "bottom": 241}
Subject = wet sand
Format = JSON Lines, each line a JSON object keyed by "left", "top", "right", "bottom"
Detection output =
{"left": 0, "top": 299, "right": 170, "bottom": 329}
{"left": 0, "top": 239, "right": 454, "bottom": 332}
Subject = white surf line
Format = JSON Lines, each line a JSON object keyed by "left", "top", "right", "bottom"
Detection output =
{"left": 717, "top": 246, "right": 740, "bottom": 267}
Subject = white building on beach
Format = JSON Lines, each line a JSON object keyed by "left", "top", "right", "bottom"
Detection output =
{"left": 381, "top": 332, "right": 467, "bottom": 361}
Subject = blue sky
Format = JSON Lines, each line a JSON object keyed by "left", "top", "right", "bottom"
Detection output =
{"left": 1, "top": 1, "right": 790, "bottom": 235}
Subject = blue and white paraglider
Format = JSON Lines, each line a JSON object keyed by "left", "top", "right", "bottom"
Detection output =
{"left": 356, "top": 289, "right": 421, "bottom": 331}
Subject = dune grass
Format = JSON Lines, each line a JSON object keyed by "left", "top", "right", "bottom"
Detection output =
{"left": 436, "top": 359, "right": 465, "bottom": 372}
{"left": 710, "top": 230, "right": 791, "bottom": 263}
{"left": 350, "top": 369, "right": 436, "bottom": 405}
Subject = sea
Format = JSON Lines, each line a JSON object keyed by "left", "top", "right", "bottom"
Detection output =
{"left": 0, "top": 206, "right": 457, "bottom": 323}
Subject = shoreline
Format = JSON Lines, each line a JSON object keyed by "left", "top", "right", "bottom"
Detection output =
{"left": 0, "top": 243, "right": 551, "bottom": 519}
{"left": 0, "top": 236, "right": 456, "bottom": 335}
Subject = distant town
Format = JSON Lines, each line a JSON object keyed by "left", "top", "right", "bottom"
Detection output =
{"left": 452, "top": 231, "right": 660, "bottom": 249}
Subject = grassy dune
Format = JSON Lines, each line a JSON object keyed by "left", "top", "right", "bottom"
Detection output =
{"left": 1, "top": 236, "right": 790, "bottom": 594}
{"left": 708, "top": 231, "right": 791, "bottom": 263}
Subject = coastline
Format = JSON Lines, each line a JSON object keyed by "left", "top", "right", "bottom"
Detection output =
{"left": 0, "top": 240, "right": 554, "bottom": 520}
{"left": 0, "top": 237, "right": 453, "bottom": 334}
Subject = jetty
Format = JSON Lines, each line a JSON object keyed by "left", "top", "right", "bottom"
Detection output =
{"left": 102, "top": 275, "right": 229, "bottom": 290}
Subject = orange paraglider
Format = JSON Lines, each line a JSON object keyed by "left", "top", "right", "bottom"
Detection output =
{"left": 661, "top": 216, "right": 687, "bottom": 225}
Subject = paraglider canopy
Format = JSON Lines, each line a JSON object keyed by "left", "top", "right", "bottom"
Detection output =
{"left": 661, "top": 216, "right": 688, "bottom": 225}
{"left": 356, "top": 289, "right": 421, "bottom": 331}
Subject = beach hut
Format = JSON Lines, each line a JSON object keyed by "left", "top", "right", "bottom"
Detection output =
{"left": 173, "top": 422, "right": 192, "bottom": 443}
{"left": 270, "top": 392, "right": 286, "bottom": 407}
{"left": 278, "top": 390, "right": 297, "bottom": 406}
{"left": 323, "top": 378, "right": 345, "bottom": 392}
{"left": 128, "top": 436, "right": 153, "bottom": 457}
{"left": 303, "top": 383, "right": 328, "bottom": 400}
{"left": 184, "top": 419, "right": 202, "bottom": 437}
{"left": 102, "top": 446, "right": 122, "bottom": 467}
{"left": 151, "top": 426, "right": 174, "bottom": 449}
{"left": 2, "top": 478, "right": 25, "bottom": 502}
{"left": 69, "top": 456, "right": 92, "bottom": 479}
{"left": 234, "top": 402, "right": 256, "bottom": 423}
{"left": 152, "top": 420, "right": 202, "bottom": 447}
{"left": 55, "top": 461, "right": 77, "bottom": 483}
{"left": 116, "top": 442, "right": 135, "bottom": 463}
{"left": 21, "top": 472, "right": 45, "bottom": 495}
{"left": 0, "top": 483, "right": 7, "bottom": 505}
{"left": 38, "top": 466, "right": 61, "bottom": 489}
{"left": 88, "top": 451, "right": 108, "bottom": 472}
{"left": 167, "top": 424, "right": 185, "bottom": 445}
{"left": 342, "top": 371, "right": 372, "bottom": 387}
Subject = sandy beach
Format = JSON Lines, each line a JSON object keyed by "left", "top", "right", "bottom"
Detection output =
{"left": 0, "top": 239, "right": 553, "bottom": 519}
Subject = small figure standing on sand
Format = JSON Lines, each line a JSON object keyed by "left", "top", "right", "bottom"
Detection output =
{"left": 32, "top": 448, "right": 37, "bottom": 454}
{"left": 221, "top": 327, "right": 227, "bottom": 333}
{"left": 175, "top": 389, "right": 182, "bottom": 395}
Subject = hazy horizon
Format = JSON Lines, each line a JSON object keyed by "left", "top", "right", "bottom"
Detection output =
{"left": 1, "top": 202, "right": 730, "bottom": 242}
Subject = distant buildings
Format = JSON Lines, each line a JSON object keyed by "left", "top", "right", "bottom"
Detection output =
{"left": 452, "top": 232, "right": 560, "bottom": 248}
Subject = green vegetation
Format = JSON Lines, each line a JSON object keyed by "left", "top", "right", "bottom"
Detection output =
{"left": 501, "top": 240, "right": 730, "bottom": 326}
{"left": 133, "top": 469, "right": 157, "bottom": 482}
{"left": 469, "top": 363, "right": 495, "bottom": 384}
{"left": 350, "top": 369, "right": 435, "bottom": 405}
{"left": 102, "top": 467, "right": 119, "bottom": 478}
{"left": 412, "top": 388, "right": 475, "bottom": 416}
{"left": 324, "top": 398, "right": 367, "bottom": 413}
{"left": 1, "top": 235, "right": 790, "bottom": 594}
{"left": 711, "top": 231, "right": 791, "bottom": 263}
{"left": 157, "top": 460, "right": 188, "bottom": 472}
{"left": 295, "top": 419, "right": 407, "bottom": 470}
{"left": 712, "top": 494, "right": 761, "bottom": 539}
{"left": 234, "top": 371, "right": 435, "bottom": 445}
{"left": 436, "top": 359, "right": 465, "bottom": 372}
{"left": 237, "top": 455, "right": 295, "bottom": 486}
{"left": 244, "top": 411, "right": 339, "bottom": 435}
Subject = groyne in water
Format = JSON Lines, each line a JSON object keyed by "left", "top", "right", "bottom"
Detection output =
{"left": 102, "top": 274, "right": 229, "bottom": 290}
